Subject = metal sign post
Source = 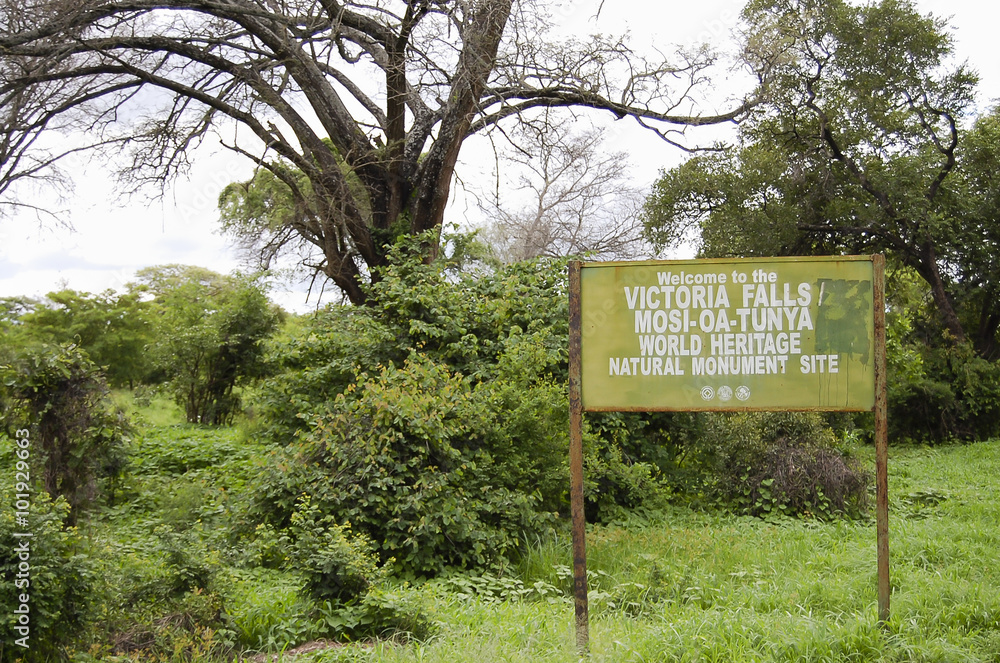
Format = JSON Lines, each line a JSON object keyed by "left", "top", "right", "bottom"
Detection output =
{"left": 568, "top": 261, "right": 589, "bottom": 653}
{"left": 873, "top": 256, "right": 890, "bottom": 623}
{"left": 567, "top": 255, "right": 890, "bottom": 651}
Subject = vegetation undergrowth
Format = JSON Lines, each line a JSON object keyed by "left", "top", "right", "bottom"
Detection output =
{"left": 4, "top": 409, "right": 1000, "bottom": 661}
{"left": 272, "top": 440, "right": 1000, "bottom": 663}
{"left": 1, "top": 237, "right": 996, "bottom": 663}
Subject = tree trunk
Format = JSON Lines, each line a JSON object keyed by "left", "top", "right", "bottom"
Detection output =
{"left": 916, "top": 243, "right": 968, "bottom": 345}
{"left": 410, "top": 0, "right": 514, "bottom": 257}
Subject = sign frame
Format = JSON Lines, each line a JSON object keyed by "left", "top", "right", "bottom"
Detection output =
{"left": 567, "top": 256, "right": 889, "bottom": 653}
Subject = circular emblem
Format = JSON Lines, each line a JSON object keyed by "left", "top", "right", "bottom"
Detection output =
{"left": 718, "top": 386, "right": 733, "bottom": 402}
{"left": 700, "top": 386, "right": 715, "bottom": 401}
{"left": 736, "top": 385, "right": 751, "bottom": 401}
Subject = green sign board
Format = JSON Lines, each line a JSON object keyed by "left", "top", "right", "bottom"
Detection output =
{"left": 579, "top": 256, "right": 876, "bottom": 411}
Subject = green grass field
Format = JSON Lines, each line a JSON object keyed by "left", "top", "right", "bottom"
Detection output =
{"left": 243, "top": 441, "right": 1000, "bottom": 663}
{"left": 19, "top": 408, "right": 999, "bottom": 662}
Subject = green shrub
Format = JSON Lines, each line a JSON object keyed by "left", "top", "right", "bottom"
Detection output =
{"left": 239, "top": 232, "right": 670, "bottom": 574}
{"left": 0, "top": 439, "right": 98, "bottom": 662}
{"left": 288, "top": 496, "right": 385, "bottom": 602}
{"left": 582, "top": 431, "right": 667, "bottom": 523}
{"left": 888, "top": 340, "right": 1000, "bottom": 442}
{"left": 250, "top": 356, "right": 555, "bottom": 577}
{"left": 1, "top": 343, "right": 130, "bottom": 524}
{"left": 242, "top": 236, "right": 558, "bottom": 574}
{"left": 884, "top": 267, "right": 1000, "bottom": 442}
{"left": 698, "top": 412, "right": 870, "bottom": 519}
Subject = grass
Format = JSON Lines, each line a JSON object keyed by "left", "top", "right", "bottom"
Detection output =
{"left": 274, "top": 441, "right": 1000, "bottom": 663}
{"left": 33, "top": 399, "right": 1000, "bottom": 662}
{"left": 112, "top": 388, "right": 186, "bottom": 427}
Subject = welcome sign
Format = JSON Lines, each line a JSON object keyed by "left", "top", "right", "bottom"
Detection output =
{"left": 578, "top": 256, "right": 877, "bottom": 411}
{"left": 567, "top": 256, "right": 889, "bottom": 652}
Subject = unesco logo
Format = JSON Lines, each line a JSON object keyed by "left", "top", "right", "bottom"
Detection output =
{"left": 700, "top": 385, "right": 752, "bottom": 402}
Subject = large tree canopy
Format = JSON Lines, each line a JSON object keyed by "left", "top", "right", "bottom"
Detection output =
{"left": 642, "top": 0, "right": 999, "bottom": 357}
{"left": 0, "top": 0, "right": 754, "bottom": 303}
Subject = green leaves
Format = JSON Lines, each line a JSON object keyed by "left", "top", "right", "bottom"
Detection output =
{"left": 275, "top": 355, "right": 553, "bottom": 577}
{"left": 1, "top": 343, "right": 130, "bottom": 524}
{"left": 243, "top": 234, "right": 574, "bottom": 577}
{"left": 140, "top": 268, "right": 283, "bottom": 425}
{"left": 288, "top": 496, "right": 384, "bottom": 602}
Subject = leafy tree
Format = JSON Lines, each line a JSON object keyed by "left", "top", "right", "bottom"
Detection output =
{"left": 0, "top": 467, "right": 98, "bottom": 662}
{"left": 949, "top": 106, "right": 1000, "bottom": 359}
{"left": 0, "top": 297, "right": 37, "bottom": 366}
{"left": 0, "top": 0, "right": 756, "bottom": 303}
{"left": 15, "top": 289, "right": 154, "bottom": 388}
{"left": 643, "top": 0, "right": 998, "bottom": 356}
{"left": 136, "top": 266, "right": 283, "bottom": 425}
{"left": 242, "top": 232, "right": 666, "bottom": 575}
{"left": 0, "top": 296, "right": 34, "bottom": 328}
{"left": 1, "top": 343, "right": 130, "bottom": 525}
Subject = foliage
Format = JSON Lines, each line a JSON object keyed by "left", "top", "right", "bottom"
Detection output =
{"left": 101, "top": 588, "right": 232, "bottom": 662}
{"left": 222, "top": 567, "right": 435, "bottom": 651}
{"left": 287, "top": 496, "right": 385, "bottom": 602}
{"left": 136, "top": 266, "right": 284, "bottom": 425}
{"left": 692, "top": 412, "right": 870, "bottom": 519}
{"left": 0, "top": 438, "right": 98, "bottom": 663}
{"left": 251, "top": 355, "right": 556, "bottom": 578}
{"left": 1, "top": 343, "right": 130, "bottom": 524}
{"left": 245, "top": 436, "right": 1000, "bottom": 662}
{"left": 6, "top": 377, "right": 1000, "bottom": 661}
{"left": 251, "top": 231, "right": 570, "bottom": 462}
{"left": 91, "top": 425, "right": 254, "bottom": 661}
{"left": 13, "top": 289, "right": 155, "bottom": 388}
{"left": 884, "top": 267, "right": 1000, "bottom": 441}
{"left": 643, "top": 0, "right": 998, "bottom": 358}
{"left": 949, "top": 105, "right": 1000, "bottom": 360}
{"left": 244, "top": 232, "right": 668, "bottom": 578}
{"left": 888, "top": 334, "right": 1000, "bottom": 443}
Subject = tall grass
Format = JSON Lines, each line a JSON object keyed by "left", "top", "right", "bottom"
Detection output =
{"left": 112, "top": 388, "right": 186, "bottom": 426}
{"left": 89, "top": 405, "right": 1000, "bottom": 662}
{"left": 281, "top": 441, "right": 1000, "bottom": 663}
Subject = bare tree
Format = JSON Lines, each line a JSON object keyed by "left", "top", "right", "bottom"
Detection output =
{"left": 1, "top": 0, "right": 755, "bottom": 303}
{"left": 478, "top": 120, "right": 655, "bottom": 262}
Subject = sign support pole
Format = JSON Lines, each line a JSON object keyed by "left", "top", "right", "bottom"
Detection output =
{"left": 873, "top": 255, "right": 890, "bottom": 624}
{"left": 568, "top": 260, "right": 589, "bottom": 654}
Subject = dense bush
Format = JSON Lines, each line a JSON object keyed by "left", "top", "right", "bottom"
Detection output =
{"left": 1, "top": 343, "right": 130, "bottom": 524}
{"left": 286, "top": 495, "right": 386, "bottom": 601}
{"left": 242, "top": 232, "right": 664, "bottom": 580}
{"left": 885, "top": 271, "right": 1000, "bottom": 442}
{"left": 0, "top": 439, "right": 98, "bottom": 662}
{"left": 695, "top": 412, "right": 870, "bottom": 519}
{"left": 250, "top": 355, "right": 557, "bottom": 577}
{"left": 888, "top": 340, "right": 1000, "bottom": 442}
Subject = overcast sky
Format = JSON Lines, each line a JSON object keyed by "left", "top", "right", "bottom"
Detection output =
{"left": 1, "top": 0, "right": 997, "bottom": 313}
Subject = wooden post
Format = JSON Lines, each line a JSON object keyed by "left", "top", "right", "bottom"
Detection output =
{"left": 568, "top": 260, "right": 589, "bottom": 653}
{"left": 873, "top": 254, "right": 890, "bottom": 624}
